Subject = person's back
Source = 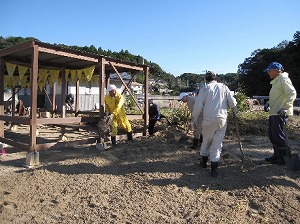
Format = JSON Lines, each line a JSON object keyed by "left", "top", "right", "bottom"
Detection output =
{"left": 201, "top": 82, "right": 234, "bottom": 119}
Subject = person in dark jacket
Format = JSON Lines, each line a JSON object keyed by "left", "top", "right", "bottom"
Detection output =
{"left": 148, "top": 99, "right": 170, "bottom": 135}
{"left": 65, "top": 94, "right": 75, "bottom": 111}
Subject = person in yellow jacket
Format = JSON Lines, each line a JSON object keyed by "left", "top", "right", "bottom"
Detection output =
{"left": 105, "top": 84, "right": 133, "bottom": 146}
{"left": 263, "top": 62, "right": 297, "bottom": 165}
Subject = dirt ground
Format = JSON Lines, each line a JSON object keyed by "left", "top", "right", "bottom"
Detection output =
{"left": 0, "top": 120, "right": 299, "bottom": 224}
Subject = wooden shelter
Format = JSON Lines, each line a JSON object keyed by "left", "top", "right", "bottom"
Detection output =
{"left": 0, "top": 40, "right": 149, "bottom": 152}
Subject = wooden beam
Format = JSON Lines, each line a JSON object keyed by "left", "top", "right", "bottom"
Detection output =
{"left": 0, "top": 41, "right": 34, "bottom": 57}
{"left": 38, "top": 46, "right": 98, "bottom": 62}
{"left": 109, "top": 62, "right": 143, "bottom": 113}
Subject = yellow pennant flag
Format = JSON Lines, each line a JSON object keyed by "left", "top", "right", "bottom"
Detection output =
{"left": 11, "top": 76, "right": 20, "bottom": 87}
{"left": 65, "top": 69, "right": 70, "bottom": 81}
{"left": 83, "top": 66, "right": 95, "bottom": 82}
{"left": 27, "top": 75, "right": 31, "bottom": 87}
{"left": 5, "top": 62, "right": 17, "bottom": 77}
{"left": 91, "top": 76, "right": 99, "bottom": 85}
{"left": 38, "top": 69, "right": 49, "bottom": 88}
{"left": 4, "top": 76, "right": 10, "bottom": 88}
{"left": 77, "top": 69, "right": 84, "bottom": 82}
{"left": 70, "top": 70, "right": 77, "bottom": 83}
{"left": 48, "top": 69, "right": 60, "bottom": 86}
{"left": 18, "top": 65, "right": 28, "bottom": 79}
{"left": 20, "top": 76, "right": 28, "bottom": 88}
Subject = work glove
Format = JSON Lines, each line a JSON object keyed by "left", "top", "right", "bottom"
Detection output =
{"left": 277, "top": 108, "right": 288, "bottom": 118}
{"left": 264, "top": 102, "right": 270, "bottom": 112}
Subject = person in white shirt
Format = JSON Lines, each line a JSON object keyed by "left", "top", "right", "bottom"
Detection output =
{"left": 192, "top": 71, "right": 238, "bottom": 177}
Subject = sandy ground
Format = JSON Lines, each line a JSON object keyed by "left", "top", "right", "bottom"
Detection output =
{"left": 0, "top": 121, "right": 299, "bottom": 224}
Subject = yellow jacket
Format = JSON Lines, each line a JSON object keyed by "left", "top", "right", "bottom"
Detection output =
{"left": 104, "top": 92, "right": 132, "bottom": 136}
{"left": 104, "top": 92, "right": 126, "bottom": 116}
{"left": 269, "top": 72, "right": 297, "bottom": 116}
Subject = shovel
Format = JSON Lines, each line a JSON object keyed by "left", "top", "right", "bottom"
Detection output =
{"left": 233, "top": 111, "right": 245, "bottom": 170}
{"left": 282, "top": 118, "right": 300, "bottom": 171}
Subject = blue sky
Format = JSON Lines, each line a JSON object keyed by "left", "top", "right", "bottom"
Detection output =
{"left": 1, "top": 0, "right": 299, "bottom": 76}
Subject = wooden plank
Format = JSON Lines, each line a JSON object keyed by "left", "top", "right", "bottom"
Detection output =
{"left": 0, "top": 115, "right": 31, "bottom": 124}
{"left": 126, "top": 114, "right": 143, "bottom": 120}
{"left": 34, "top": 137, "right": 98, "bottom": 151}
{"left": 36, "top": 117, "right": 82, "bottom": 125}
{"left": 0, "top": 136, "right": 30, "bottom": 151}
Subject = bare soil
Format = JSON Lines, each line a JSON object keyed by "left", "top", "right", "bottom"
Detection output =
{"left": 0, "top": 120, "right": 299, "bottom": 224}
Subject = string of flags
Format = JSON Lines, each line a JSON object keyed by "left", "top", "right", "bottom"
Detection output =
{"left": 3, "top": 62, "right": 97, "bottom": 90}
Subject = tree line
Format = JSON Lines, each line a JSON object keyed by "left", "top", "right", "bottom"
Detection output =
{"left": 1, "top": 31, "right": 299, "bottom": 97}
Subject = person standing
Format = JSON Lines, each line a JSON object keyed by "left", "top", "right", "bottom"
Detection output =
{"left": 148, "top": 99, "right": 171, "bottom": 135}
{"left": 192, "top": 71, "right": 238, "bottom": 177}
{"left": 263, "top": 62, "right": 297, "bottom": 165}
{"left": 65, "top": 94, "right": 75, "bottom": 111}
{"left": 104, "top": 84, "right": 133, "bottom": 146}
{"left": 178, "top": 92, "right": 203, "bottom": 149}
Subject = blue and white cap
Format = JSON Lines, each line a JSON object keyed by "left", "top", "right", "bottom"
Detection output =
{"left": 264, "top": 62, "right": 284, "bottom": 72}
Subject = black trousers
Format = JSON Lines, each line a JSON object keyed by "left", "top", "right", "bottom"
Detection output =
{"left": 268, "top": 115, "right": 287, "bottom": 147}
{"left": 148, "top": 118, "right": 157, "bottom": 135}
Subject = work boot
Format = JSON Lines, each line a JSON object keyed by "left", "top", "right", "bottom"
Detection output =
{"left": 191, "top": 138, "right": 199, "bottom": 149}
{"left": 270, "top": 146, "right": 287, "bottom": 165}
{"left": 211, "top": 162, "right": 219, "bottom": 177}
{"left": 127, "top": 132, "right": 133, "bottom": 141}
{"left": 200, "top": 156, "right": 208, "bottom": 168}
{"left": 111, "top": 136, "right": 116, "bottom": 147}
{"left": 265, "top": 145, "right": 278, "bottom": 162}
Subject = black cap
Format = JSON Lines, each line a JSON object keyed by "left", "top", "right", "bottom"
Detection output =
{"left": 205, "top": 71, "right": 217, "bottom": 81}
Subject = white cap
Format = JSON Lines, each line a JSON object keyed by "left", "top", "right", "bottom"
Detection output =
{"left": 107, "top": 84, "right": 117, "bottom": 92}
{"left": 178, "top": 92, "right": 189, "bottom": 101}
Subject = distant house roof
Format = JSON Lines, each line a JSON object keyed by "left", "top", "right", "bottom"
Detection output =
{"left": 131, "top": 82, "right": 143, "bottom": 86}
{"left": 110, "top": 72, "right": 132, "bottom": 80}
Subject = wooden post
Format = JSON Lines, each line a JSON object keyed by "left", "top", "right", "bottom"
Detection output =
{"left": 11, "top": 87, "right": 16, "bottom": 126}
{"left": 61, "top": 68, "right": 66, "bottom": 118}
{"left": 29, "top": 45, "right": 39, "bottom": 152}
{"left": 60, "top": 68, "right": 66, "bottom": 136}
{"left": 143, "top": 66, "right": 149, "bottom": 136}
{"left": 51, "top": 82, "right": 56, "bottom": 117}
{"left": 0, "top": 58, "right": 4, "bottom": 137}
{"left": 75, "top": 79, "right": 79, "bottom": 116}
{"left": 97, "top": 58, "right": 106, "bottom": 143}
{"left": 99, "top": 58, "right": 105, "bottom": 119}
